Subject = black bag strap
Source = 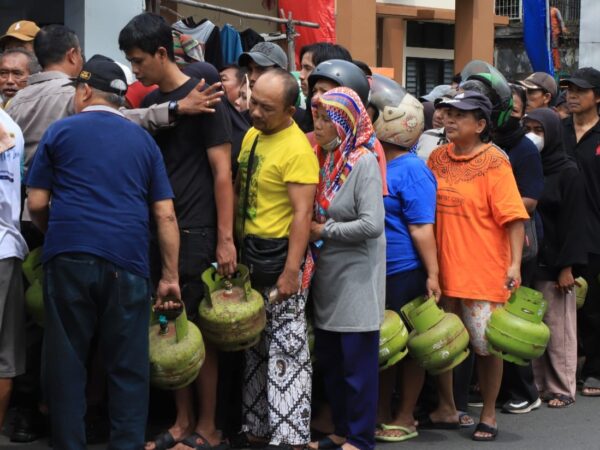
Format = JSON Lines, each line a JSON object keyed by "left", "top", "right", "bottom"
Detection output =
{"left": 240, "top": 135, "right": 260, "bottom": 256}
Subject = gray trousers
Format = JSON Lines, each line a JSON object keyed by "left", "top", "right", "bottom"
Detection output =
{"left": 532, "top": 280, "right": 578, "bottom": 398}
{"left": 242, "top": 290, "right": 312, "bottom": 445}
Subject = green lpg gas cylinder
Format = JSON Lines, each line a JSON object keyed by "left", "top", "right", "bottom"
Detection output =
{"left": 378, "top": 310, "right": 409, "bottom": 371}
{"left": 198, "top": 264, "right": 266, "bottom": 352}
{"left": 401, "top": 296, "right": 469, "bottom": 375}
{"left": 149, "top": 305, "right": 205, "bottom": 390}
{"left": 486, "top": 286, "right": 550, "bottom": 365}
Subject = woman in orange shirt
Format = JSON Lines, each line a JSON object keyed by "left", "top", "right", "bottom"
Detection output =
{"left": 427, "top": 91, "right": 528, "bottom": 441}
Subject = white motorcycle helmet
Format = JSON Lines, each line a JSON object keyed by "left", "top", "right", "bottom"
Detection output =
{"left": 369, "top": 74, "right": 424, "bottom": 149}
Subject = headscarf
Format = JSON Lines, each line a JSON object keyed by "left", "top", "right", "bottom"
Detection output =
{"left": 301, "top": 87, "right": 376, "bottom": 289}
{"left": 313, "top": 87, "right": 376, "bottom": 222}
{"left": 524, "top": 107, "right": 576, "bottom": 175}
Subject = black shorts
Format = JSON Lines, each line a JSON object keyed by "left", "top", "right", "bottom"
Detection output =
{"left": 150, "top": 227, "right": 216, "bottom": 321}
{"left": 385, "top": 267, "right": 428, "bottom": 313}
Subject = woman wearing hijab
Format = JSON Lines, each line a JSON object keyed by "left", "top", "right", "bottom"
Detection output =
{"left": 427, "top": 91, "right": 529, "bottom": 441}
{"left": 523, "top": 108, "right": 588, "bottom": 408}
{"left": 306, "top": 87, "right": 385, "bottom": 450}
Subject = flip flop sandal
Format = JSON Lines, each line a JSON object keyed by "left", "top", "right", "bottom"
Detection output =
{"left": 308, "top": 436, "right": 344, "bottom": 449}
{"left": 418, "top": 416, "right": 460, "bottom": 430}
{"left": 547, "top": 394, "right": 575, "bottom": 408}
{"left": 582, "top": 377, "right": 600, "bottom": 397}
{"left": 147, "top": 431, "right": 178, "bottom": 450}
{"left": 471, "top": 422, "right": 498, "bottom": 442}
{"left": 375, "top": 424, "right": 418, "bottom": 442}
{"left": 180, "top": 432, "right": 230, "bottom": 450}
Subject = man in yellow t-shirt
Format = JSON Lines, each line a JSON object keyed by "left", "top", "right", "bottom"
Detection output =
{"left": 235, "top": 68, "right": 317, "bottom": 449}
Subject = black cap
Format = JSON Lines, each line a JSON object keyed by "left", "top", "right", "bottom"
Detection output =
{"left": 560, "top": 67, "right": 600, "bottom": 89}
{"left": 66, "top": 54, "right": 128, "bottom": 95}
{"left": 435, "top": 90, "right": 493, "bottom": 122}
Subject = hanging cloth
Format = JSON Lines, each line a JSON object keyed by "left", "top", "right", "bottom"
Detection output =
{"left": 173, "top": 19, "right": 223, "bottom": 69}
{"left": 240, "top": 28, "right": 264, "bottom": 52}
{"left": 172, "top": 30, "right": 204, "bottom": 68}
{"left": 220, "top": 24, "right": 243, "bottom": 66}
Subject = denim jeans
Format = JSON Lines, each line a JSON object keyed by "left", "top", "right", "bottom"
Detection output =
{"left": 43, "top": 253, "right": 150, "bottom": 450}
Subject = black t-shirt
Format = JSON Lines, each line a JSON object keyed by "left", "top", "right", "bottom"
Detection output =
{"left": 142, "top": 77, "right": 232, "bottom": 228}
{"left": 562, "top": 116, "right": 600, "bottom": 255}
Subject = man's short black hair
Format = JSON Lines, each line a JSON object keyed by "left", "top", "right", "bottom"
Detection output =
{"left": 33, "top": 25, "right": 79, "bottom": 69}
{"left": 299, "top": 42, "right": 352, "bottom": 68}
{"left": 220, "top": 64, "right": 246, "bottom": 84}
{"left": 262, "top": 67, "right": 298, "bottom": 109}
{"left": 353, "top": 59, "right": 372, "bottom": 77}
{"left": 118, "top": 12, "right": 174, "bottom": 62}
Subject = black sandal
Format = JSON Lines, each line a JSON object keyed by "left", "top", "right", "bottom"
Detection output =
{"left": 547, "top": 393, "right": 575, "bottom": 408}
{"left": 471, "top": 422, "right": 498, "bottom": 441}
{"left": 309, "top": 436, "right": 344, "bottom": 450}
{"left": 147, "top": 431, "right": 178, "bottom": 450}
{"left": 180, "top": 432, "right": 230, "bottom": 450}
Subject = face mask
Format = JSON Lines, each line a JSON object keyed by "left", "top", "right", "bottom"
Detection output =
{"left": 321, "top": 135, "right": 342, "bottom": 152}
{"left": 525, "top": 132, "right": 544, "bottom": 152}
{"left": 503, "top": 116, "right": 522, "bottom": 131}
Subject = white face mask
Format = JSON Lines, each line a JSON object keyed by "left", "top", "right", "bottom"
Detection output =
{"left": 525, "top": 132, "right": 545, "bottom": 152}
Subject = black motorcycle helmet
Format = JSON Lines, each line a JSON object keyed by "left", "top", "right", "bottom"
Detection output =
{"left": 460, "top": 60, "right": 513, "bottom": 130}
{"left": 308, "top": 59, "right": 370, "bottom": 107}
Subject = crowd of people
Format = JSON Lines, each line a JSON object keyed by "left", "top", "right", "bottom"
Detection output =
{"left": 0, "top": 10, "right": 599, "bottom": 450}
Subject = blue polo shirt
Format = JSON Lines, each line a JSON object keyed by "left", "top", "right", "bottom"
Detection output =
{"left": 384, "top": 153, "right": 437, "bottom": 275}
{"left": 26, "top": 106, "right": 174, "bottom": 277}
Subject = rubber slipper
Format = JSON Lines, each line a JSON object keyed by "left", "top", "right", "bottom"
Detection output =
{"left": 308, "top": 436, "right": 344, "bottom": 449}
{"left": 146, "top": 431, "right": 178, "bottom": 450}
{"left": 180, "top": 432, "right": 230, "bottom": 450}
{"left": 547, "top": 394, "right": 575, "bottom": 408}
{"left": 375, "top": 424, "right": 418, "bottom": 442}
{"left": 582, "top": 377, "right": 600, "bottom": 397}
{"left": 418, "top": 416, "right": 459, "bottom": 430}
{"left": 471, "top": 422, "right": 498, "bottom": 441}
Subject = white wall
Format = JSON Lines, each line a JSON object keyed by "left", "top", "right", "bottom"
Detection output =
{"left": 579, "top": 0, "right": 600, "bottom": 69}
{"left": 64, "top": 0, "right": 145, "bottom": 65}
{"left": 375, "top": 0, "right": 455, "bottom": 10}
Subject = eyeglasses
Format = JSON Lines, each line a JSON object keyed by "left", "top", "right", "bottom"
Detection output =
{"left": 0, "top": 69, "right": 28, "bottom": 82}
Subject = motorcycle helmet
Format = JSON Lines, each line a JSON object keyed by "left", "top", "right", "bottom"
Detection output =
{"left": 460, "top": 60, "right": 513, "bottom": 129}
{"left": 308, "top": 59, "right": 370, "bottom": 107}
{"left": 369, "top": 73, "right": 424, "bottom": 149}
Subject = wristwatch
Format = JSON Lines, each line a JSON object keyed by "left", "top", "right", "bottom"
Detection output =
{"left": 168, "top": 100, "right": 179, "bottom": 116}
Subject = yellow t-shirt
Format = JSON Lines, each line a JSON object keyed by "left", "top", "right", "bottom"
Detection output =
{"left": 237, "top": 122, "right": 319, "bottom": 239}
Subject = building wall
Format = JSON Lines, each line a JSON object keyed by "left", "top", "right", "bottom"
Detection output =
{"left": 376, "top": 0, "right": 455, "bottom": 9}
{"left": 170, "top": 0, "right": 278, "bottom": 33}
{"left": 495, "top": 24, "right": 579, "bottom": 80}
{"left": 0, "top": 0, "right": 63, "bottom": 33}
{"left": 579, "top": 0, "right": 600, "bottom": 68}
{"left": 64, "top": 0, "right": 144, "bottom": 64}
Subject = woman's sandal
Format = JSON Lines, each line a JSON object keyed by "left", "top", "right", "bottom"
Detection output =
{"left": 375, "top": 424, "right": 418, "bottom": 442}
{"left": 547, "top": 393, "right": 575, "bottom": 408}
{"left": 308, "top": 435, "right": 345, "bottom": 450}
{"left": 146, "top": 431, "right": 178, "bottom": 450}
{"left": 471, "top": 422, "right": 498, "bottom": 442}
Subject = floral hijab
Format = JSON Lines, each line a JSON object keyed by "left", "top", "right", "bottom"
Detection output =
{"left": 301, "top": 87, "right": 377, "bottom": 289}
{"left": 313, "top": 87, "right": 377, "bottom": 222}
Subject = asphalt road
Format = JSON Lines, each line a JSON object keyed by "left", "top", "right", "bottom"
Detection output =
{"left": 2, "top": 392, "right": 599, "bottom": 450}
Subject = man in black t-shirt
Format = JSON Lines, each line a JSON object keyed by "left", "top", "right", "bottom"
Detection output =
{"left": 561, "top": 68, "right": 600, "bottom": 399}
{"left": 119, "top": 13, "right": 236, "bottom": 450}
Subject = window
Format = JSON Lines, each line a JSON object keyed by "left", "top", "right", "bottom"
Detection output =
{"left": 405, "top": 58, "right": 454, "bottom": 98}
{"left": 495, "top": 0, "right": 522, "bottom": 21}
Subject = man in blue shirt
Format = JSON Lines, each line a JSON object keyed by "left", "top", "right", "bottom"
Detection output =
{"left": 26, "top": 55, "right": 180, "bottom": 450}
